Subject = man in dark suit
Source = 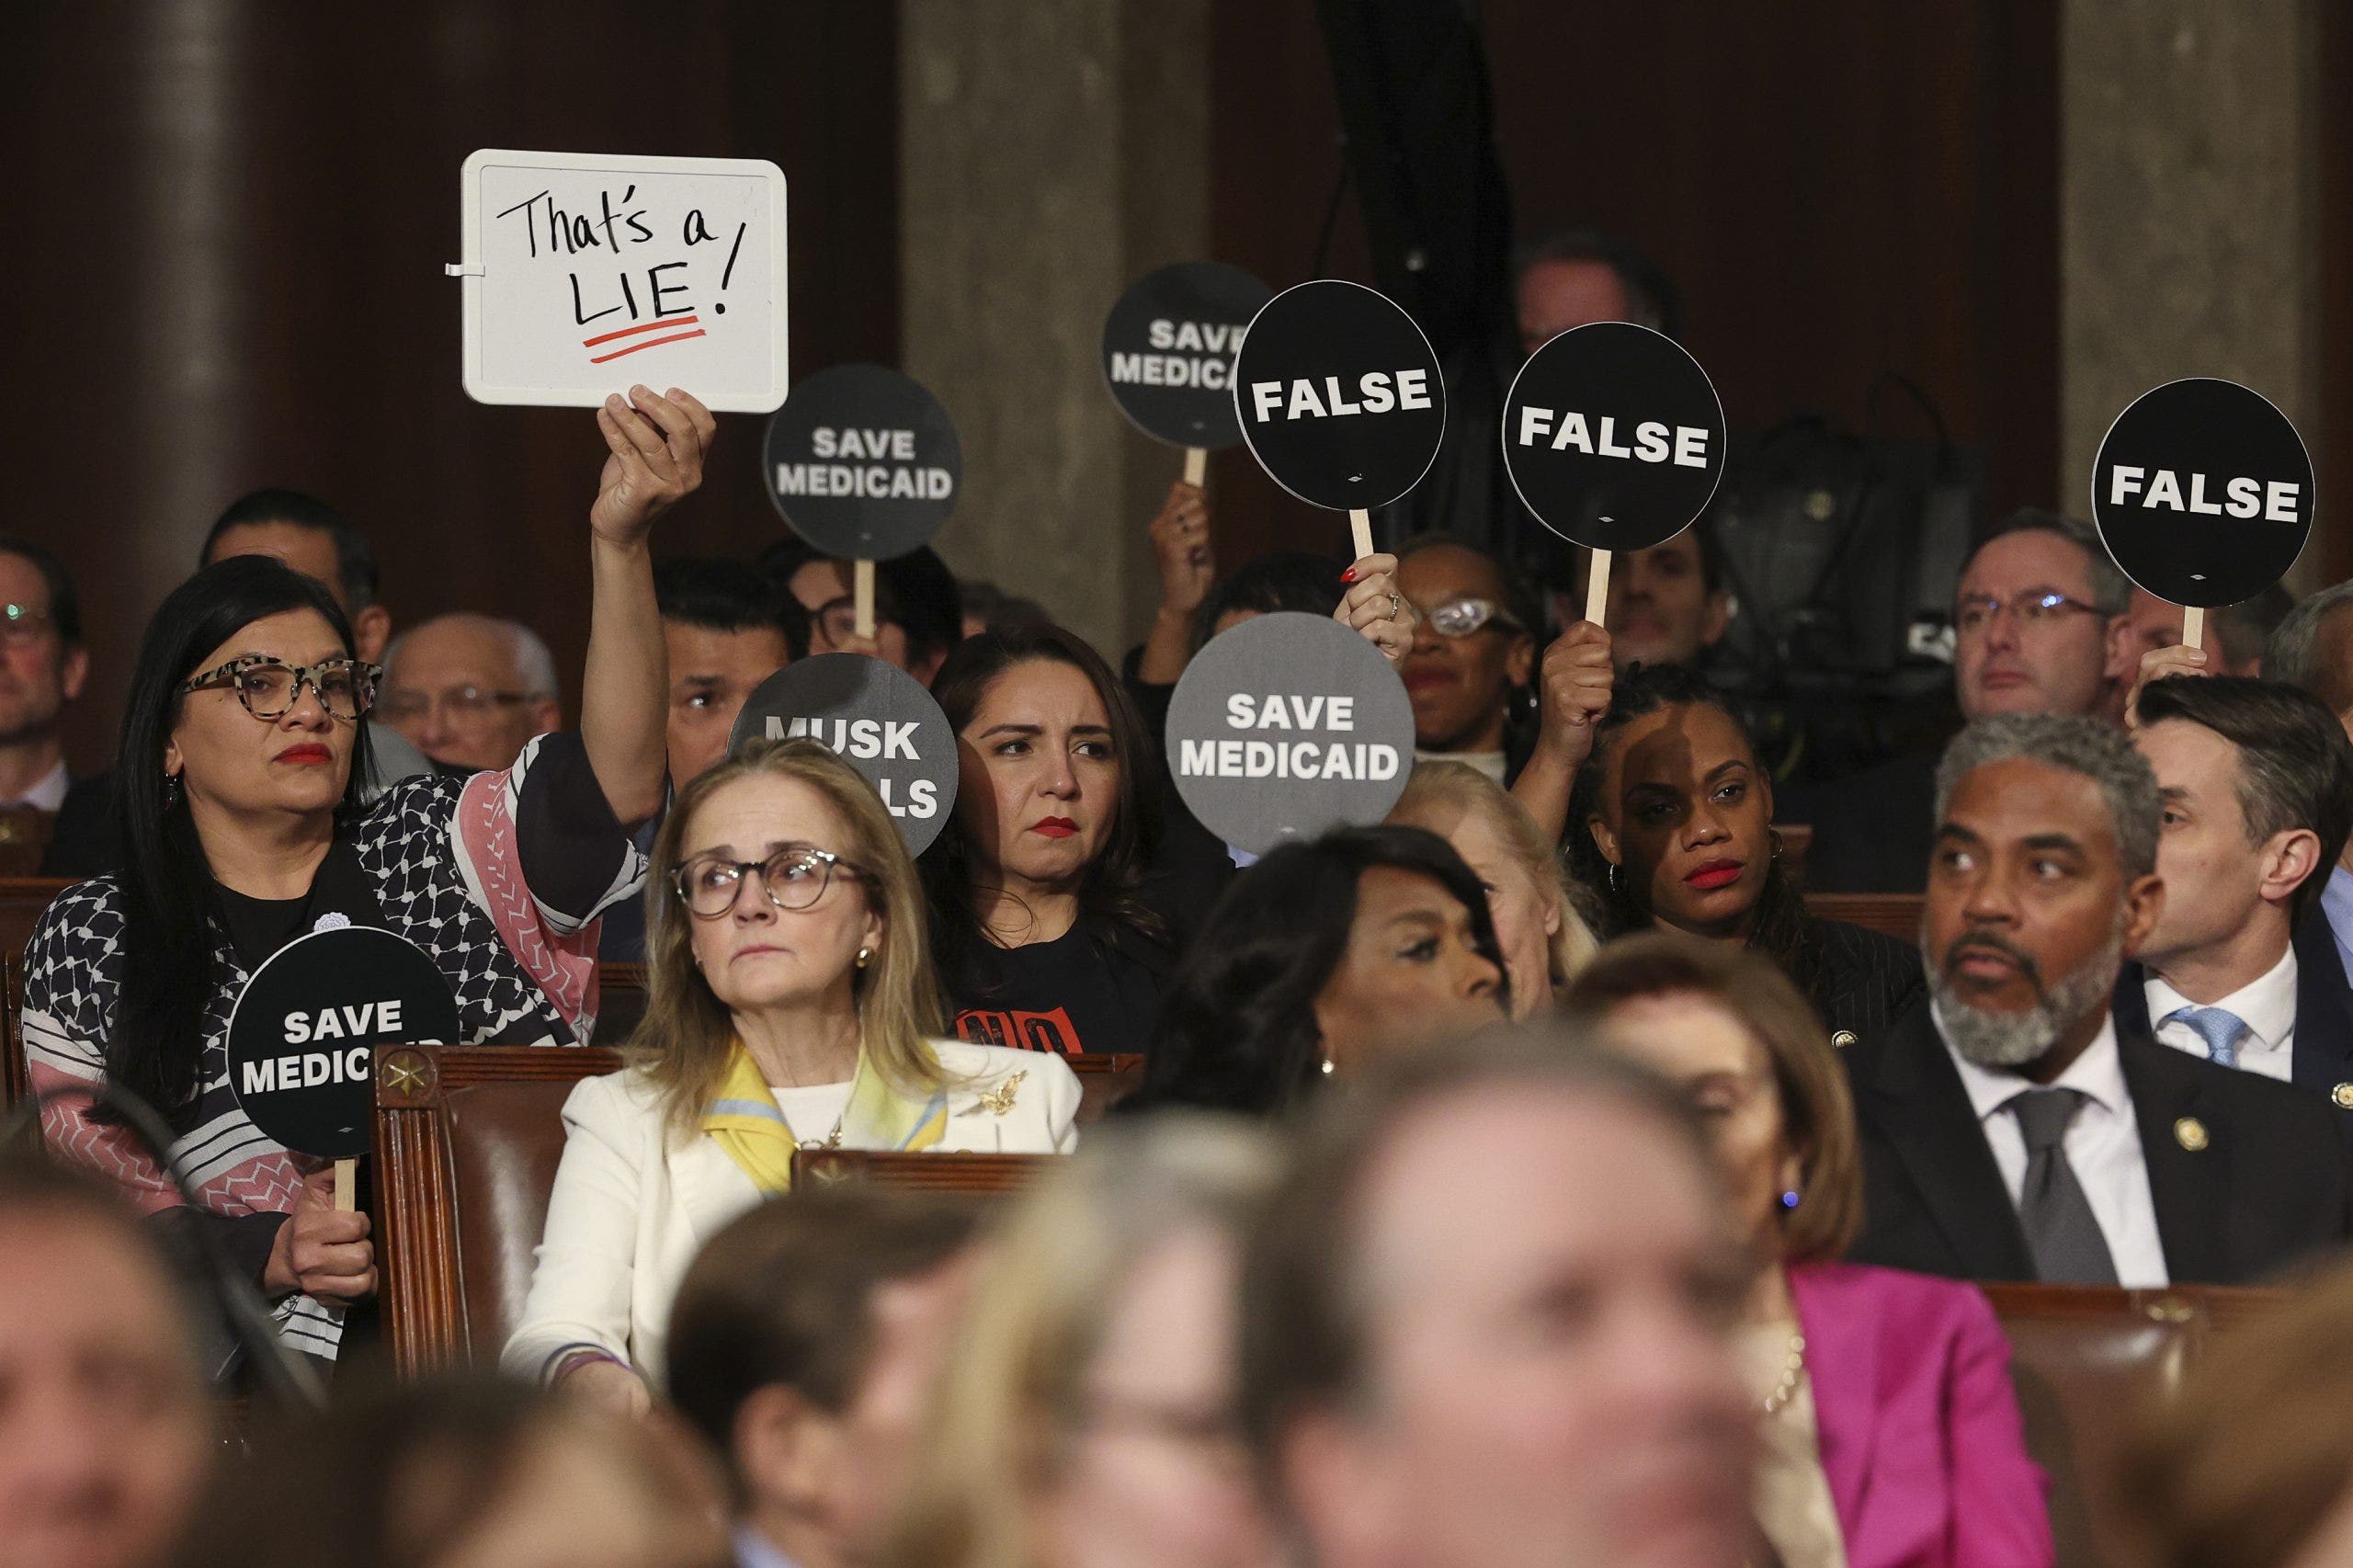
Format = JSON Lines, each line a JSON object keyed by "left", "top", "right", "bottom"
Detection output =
{"left": 1791, "top": 511, "right": 2127, "bottom": 893}
{"left": 1845, "top": 712, "right": 2353, "bottom": 1286}
{"left": 2112, "top": 676, "right": 2353, "bottom": 1109}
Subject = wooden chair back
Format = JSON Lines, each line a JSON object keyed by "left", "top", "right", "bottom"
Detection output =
{"left": 373, "top": 1044, "right": 623, "bottom": 1374}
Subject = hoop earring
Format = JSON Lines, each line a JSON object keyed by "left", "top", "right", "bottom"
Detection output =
{"left": 162, "top": 773, "right": 182, "bottom": 809}
{"left": 1768, "top": 826, "right": 1785, "bottom": 862}
{"left": 1606, "top": 861, "right": 1622, "bottom": 896}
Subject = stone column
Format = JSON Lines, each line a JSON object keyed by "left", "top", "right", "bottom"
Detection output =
{"left": 2061, "top": 0, "right": 2321, "bottom": 581}
{"left": 899, "top": 0, "right": 1210, "bottom": 656}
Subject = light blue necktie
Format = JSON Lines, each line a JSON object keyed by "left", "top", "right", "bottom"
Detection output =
{"left": 2165, "top": 1005, "right": 2248, "bottom": 1069}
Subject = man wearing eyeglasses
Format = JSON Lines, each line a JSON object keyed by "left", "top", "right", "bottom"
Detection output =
{"left": 377, "top": 613, "right": 563, "bottom": 774}
{"left": 0, "top": 540, "right": 86, "bottom": 828}
{"left": 1794, "top": 510, "right": 2131, "bottom": 893}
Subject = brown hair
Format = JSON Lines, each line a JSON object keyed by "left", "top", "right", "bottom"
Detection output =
{"left": 1390, "top": 759, "right": 1600, "bottom": 995}
{"left": 2114, "top": 1260, "right": 2353, "bottom": 1566}
{"left": 885, "top": 1118, "right": 1281, "bottom": 1568}
{"left": 1560, "top": 933, "right": 1862, "bottom": 1262}
{"left": 666, "top": 1184, "right": 981, "bottom": 1496}
{"left": 631, "top": 737, "right": 945, "bottom": 1139}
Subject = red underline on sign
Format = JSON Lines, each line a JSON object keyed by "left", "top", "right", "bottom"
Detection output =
{"left": 587, "top": 329, "right": 708, "bottom": 363}
{"left": 582, "top": 314, "right": 701, "bottom": 348}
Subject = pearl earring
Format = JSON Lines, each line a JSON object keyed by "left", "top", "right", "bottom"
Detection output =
{"left": 856, "top": 947, "right": 873, "bottom": 970}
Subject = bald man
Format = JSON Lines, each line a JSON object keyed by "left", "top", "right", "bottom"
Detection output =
{"left": 379, "top": 613, "right": 562, "bottom": 773}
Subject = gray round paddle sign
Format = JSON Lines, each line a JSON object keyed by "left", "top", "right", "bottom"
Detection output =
{"left": 730, "top": 653, "right": 960, "bottom": 855}
{"left": 1101, "top": 261, "right": 1275, "bottom": 449}
{"left": 1501, "top": 322, "right": 1727, "bottom": 552}
{"left": 1231, "top": 280, "right": 1447, "bottom": 510}
{"left": 225, "top": 926, "right": 462, "bottom": 1159}
{"left": 1165, "top": 612, "right": 1415, "bottom": 855}
{"left": 762, "top": 364, "right": 962, "bottom": 560}
{"left": 2090, "top": 378, "right": 2314, "bottom": 608}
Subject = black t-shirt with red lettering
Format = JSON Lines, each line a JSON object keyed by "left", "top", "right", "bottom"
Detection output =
{"left": 946, "top": 915, "right": 1165, "bottom": 1057}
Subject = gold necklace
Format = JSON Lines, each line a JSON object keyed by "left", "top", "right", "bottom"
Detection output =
{"left": 1760, "top": 1330, "right": 1807, "bottom": 1417}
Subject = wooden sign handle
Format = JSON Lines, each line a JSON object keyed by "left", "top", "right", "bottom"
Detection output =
{"left": 2181, "top": 604, "right": 2205, "bottom": 652}
{"left": 854, "top": 559, "right": 877, "bottom": 642}
{"left": 334, "top": 1157, "right": 357, "bottom": 1213}
{"left": 1183, "top": 447, "right": 1208, "bottom": 487}
{"left": 1347, "top": 508, "right": 1374, "bottom": 562}
{"left": 1585, "top": 548, "right": 1613, "bottom": 628}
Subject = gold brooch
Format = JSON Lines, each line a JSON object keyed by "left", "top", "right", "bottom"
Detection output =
{"left": 977, "top": 1071, "right": 1027, "bottom": 1117}
{"left": 2174, "top": 1117, "right": 2209, "bottom": 1153}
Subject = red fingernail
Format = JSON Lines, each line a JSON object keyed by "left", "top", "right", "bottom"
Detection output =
{"left": 1341, "top": 567, "right": 1358, "bottom": 584}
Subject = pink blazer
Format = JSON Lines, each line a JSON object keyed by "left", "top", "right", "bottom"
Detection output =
{"left": 1788, "top": 1260, "right": 2053, "bottom": 1568}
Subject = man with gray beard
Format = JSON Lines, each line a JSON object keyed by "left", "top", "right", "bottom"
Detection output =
{"left": 1840, "top": 713, "right": 2353, "bottom": 1286}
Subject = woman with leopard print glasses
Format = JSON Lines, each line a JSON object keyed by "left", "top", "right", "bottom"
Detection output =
{"left": 23, "top": 388, "right": 710, "bottom": 1375}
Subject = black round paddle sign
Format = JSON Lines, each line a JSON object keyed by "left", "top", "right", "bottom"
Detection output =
{"left": 2090, "top": 378, "right": 2313, "bottom": 608}
{"left": 1165, "top": 612, "right": 1416, "bottom": 856}
{"left": 226, "top": 926, "right": 462, "bottom": 1159}
{"left": 1101, "top": 261, "right": 1275, "bottom": 449}
{"left": 1500, "top": 322, "right": 1727, "bottom": 552}
{"left": 1231, "top": 280, "right": 1447, "bottom": 510}
{"left": 763, "top": 364, "right": 962, "bottom": 560}
{"left": 730, "top": 653, "right": 961, "bottom": 855}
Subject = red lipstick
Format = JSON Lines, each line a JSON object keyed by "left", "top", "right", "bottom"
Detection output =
{"left": 1031, "top": 816, "right": 1078, "bottom": 839}
{"left": 275, "top": 744, "right": 333, "bottom": 767}
{"left": 1684, "top": 858, "right": 1744, "bottom": 891}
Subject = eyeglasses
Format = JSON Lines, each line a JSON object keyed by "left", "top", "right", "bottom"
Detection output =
{"left": 1954, "top": 590, "right": 2103, "bottom": 635}
{"left": 811, "top": 596, "right": 892, "bottom": 648}
{"left": 178, "top": 655, "right": 381, "bottom": 722}
{"left": 377, "top": 685, "right": 540, "bottom": 724}
{"left": 1419, "top": 597, "right": 1525, "bottom": 639}
{"left": 671, "top": 846, "right": 863, "bottom": 918}
{"left": 0, "top": 604, "right": 54, "bottom": 647}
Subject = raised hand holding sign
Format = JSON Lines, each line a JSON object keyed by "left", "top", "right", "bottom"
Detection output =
{"left": 1232, "top": 280, "right": 1447, "bottom": 562}
{"left": 1500, "top": 322, "right": 1728, "bottom": 629}
{"left": 764, "top": 365, "right": 962, "bottom": 642}
{"left": 2092, "top": 378, "right": 2314, "bottom": 652}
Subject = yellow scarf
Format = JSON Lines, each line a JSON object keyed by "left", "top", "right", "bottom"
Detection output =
{"left": 700, "top": 1039, "right": 949, "bottom": 1195}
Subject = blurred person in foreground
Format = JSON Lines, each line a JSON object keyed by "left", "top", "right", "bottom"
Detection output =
{"left": 0, "top": 1157, "right": 211, "bottom": 1568}
{"left": 669, "top": 1185, "right": 983, "bottom": 1568}
{"left": 887, "top": 1118, "right": 1284, "bottom": 1568}
{"left": 1240, "top": 1039, "right": 1757, "bottom": 1568}
{"left": 1567, "top": 936, "right": 2051, "bottom": 1568}
{"left": 2115, "top": 1256, "right": 2353, "bottom": 1568}
{"left": 169, "top": 1375, "right": 726, "bottom": 1568}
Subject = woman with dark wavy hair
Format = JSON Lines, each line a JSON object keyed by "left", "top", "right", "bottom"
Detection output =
{"left": 1122, "top": 824, "right": 1506, "bottom": 1116}
{"left": 1566, "top": 662, "right": 1922, "bottom": 1046}
{"left": 924, "top": 623, "right": 1201, "bottom": 1058}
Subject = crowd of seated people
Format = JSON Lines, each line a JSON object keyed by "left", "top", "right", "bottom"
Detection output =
{"left": 10, "top": 319, "right": 2353, "bottom": 1568}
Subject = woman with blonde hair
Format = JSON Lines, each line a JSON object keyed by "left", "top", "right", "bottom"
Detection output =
{"left": 886, "top": 1118, "right": 1282, "bottom": 1568}
{"left": 505, "top": 739, "right": 1079, "bottom": 1415}
{"left": 1388, "top": 759, "right": 1597, "bottom": 1017}
{"left": 1564, "top": 935, "right": 2051, "bottom": 1568}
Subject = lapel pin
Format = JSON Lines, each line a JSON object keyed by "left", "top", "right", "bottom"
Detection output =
{"left": 977, "top": 1071, "right": 1027, "bottom": 1118}
{"left": 2333, "top": 1084, "right": 2353, "bottom": 1111}
{"left": 1830, "top": 1030, "right": 1859, "bottom": 1049}
{"left": 2174, "top": 1117, "right": 2210, "bottom": 1153}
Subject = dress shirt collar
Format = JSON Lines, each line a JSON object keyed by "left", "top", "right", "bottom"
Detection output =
{"left": 1936, "top": 1000, "right": 2127, "bottom": 1128}
{"left": 3, "top": 757, "right": 67, "bottom": 812}
{"left": 2145, "top": 942, "right": 2299, "bottom": 1054}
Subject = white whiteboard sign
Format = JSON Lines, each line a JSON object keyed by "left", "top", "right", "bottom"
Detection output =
{"left": 455, "top": 149, "right": 789, "bottom": 413}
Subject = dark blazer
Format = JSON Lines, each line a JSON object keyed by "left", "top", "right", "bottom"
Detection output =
{"left": 1844, "top": 1002, "right": 2353, "bottom": 1284}
{"left": 38, "top": 770, "right": 119, "bottom": 881}
{"left": 1809, "top": 917, "right": 1926, "bottom": 1049}
{"left": 2114, "top": 935, "right": 2353, "bottom": 1110}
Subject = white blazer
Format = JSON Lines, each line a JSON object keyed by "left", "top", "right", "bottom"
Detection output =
{"left": 501, "top": 1039, "right": 1079, "bottom": 1386}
